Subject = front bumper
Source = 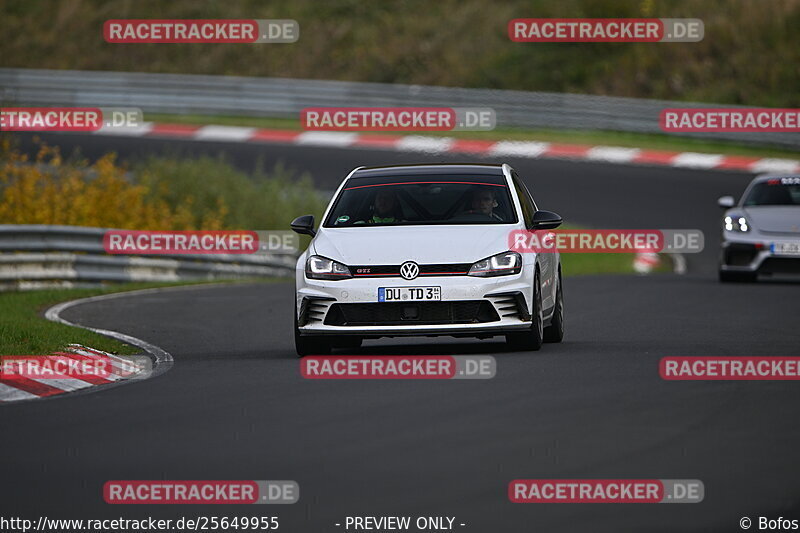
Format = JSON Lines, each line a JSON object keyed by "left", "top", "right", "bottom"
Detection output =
{"left": 720, "top": 232, "right": 800, "bottom": 275}
{"left": 296, "top": 274, "right": 533, "bottom": 337}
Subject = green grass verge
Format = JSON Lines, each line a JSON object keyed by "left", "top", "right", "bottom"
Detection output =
{"left": 0, "top": 280, "right": 278, "bottom": 356}
{"left": 562, "top": 253, "right": 632, "bottom": 276}
{"left": 555, "top": 223, "right": 671, "bottom": 276}
{"left": 562, "top": 251, "right": 673, "bottom": 276}
{"left": 146, "top": 113, "right": 800, "bottom": 161}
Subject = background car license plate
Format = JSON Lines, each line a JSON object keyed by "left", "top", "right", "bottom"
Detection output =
{"left": 378, "top": 287, "right": 441, "bottom": 302}
{"left": 771, "top": 242, "right": 800, "bottom": 255}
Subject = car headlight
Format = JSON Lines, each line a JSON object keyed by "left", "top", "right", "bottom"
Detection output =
{"left": 468, "top": 251, "right": 522, "bottom": 277}
{"left": 724, "top": 215, "right": 750, "bottom": 232}
{"left": 305, "top": 255, "right": 352, "bottom": 280}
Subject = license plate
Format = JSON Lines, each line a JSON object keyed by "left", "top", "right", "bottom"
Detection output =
{"left": 771, "top": 242, "right": 800, "bottom": 256}
{"left": 378, "top": 287, "right": 441, "bottom": 302}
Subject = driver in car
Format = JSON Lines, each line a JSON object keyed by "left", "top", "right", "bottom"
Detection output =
{"left": 465, "top": 188, "right": 503, "bottom": 221}
{"left": 357, "top": 189, "right": 403, "bottom": 224}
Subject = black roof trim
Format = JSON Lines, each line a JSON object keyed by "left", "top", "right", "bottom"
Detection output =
{"left": 352, "top": 163, "right": 505, "bottom": 178}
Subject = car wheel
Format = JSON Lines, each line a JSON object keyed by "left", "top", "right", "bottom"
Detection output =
{"left": 294, "top": 306, "right": 331, "bottom": 357}
{"left": 506, "top": 270, "right": 543, "bottom": 352}
{"left": 543, "top": 272, "right": 564, "bottom": 343}
{"left": 718, "top": 269, "right": 757, "bottom": 283}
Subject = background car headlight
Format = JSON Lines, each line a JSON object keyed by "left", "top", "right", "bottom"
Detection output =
{"left": 724, "top": 215, "right": 749, "bottom": 232}
{"left": 468, "top": 251, "right": 522, "bottom": 277}
{"left": 305, "top": 255, "right": 352, "bottom": 280}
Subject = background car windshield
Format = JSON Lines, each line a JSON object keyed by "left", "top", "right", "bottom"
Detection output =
{"left": 324, "top": 179, "right": 516, "bottom": 226}
{"left": 743, "top": 179, "right": 800, "bottom": 206}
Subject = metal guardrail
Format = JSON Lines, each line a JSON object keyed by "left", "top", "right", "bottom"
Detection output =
{"left": 0, "top": 225, "right": 296, "bottom": 290}
{"left": 1, "top": 68, "right": 797, "bottom": 148}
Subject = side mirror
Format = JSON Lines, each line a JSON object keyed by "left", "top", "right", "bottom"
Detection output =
{"left": 291, "top": 215, "right": 316, "bottom": 236}
{"left": 717, "top": 196, "right": 735, "bottom": 208}
{"left": 531, "top": 210, "right": 562, "bottom": 230}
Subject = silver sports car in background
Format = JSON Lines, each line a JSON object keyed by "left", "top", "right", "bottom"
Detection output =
{"left": 718, "top": 175, "right": 800, "bottom": 282}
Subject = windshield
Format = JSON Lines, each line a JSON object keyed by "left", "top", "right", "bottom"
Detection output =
{"left": 743, "top": 178, "right": 800, "bottom": 206}
{"left": 323, "top": 176, "right": 517, "bottom": 227}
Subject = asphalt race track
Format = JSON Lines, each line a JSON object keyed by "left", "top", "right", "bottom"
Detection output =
{"left": 2, "top": 133, "right": 800, "bottom": 532}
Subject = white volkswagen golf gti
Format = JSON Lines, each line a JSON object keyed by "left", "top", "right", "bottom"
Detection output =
{"left": 290, "top": 163, "right": 564, "bottom": 356}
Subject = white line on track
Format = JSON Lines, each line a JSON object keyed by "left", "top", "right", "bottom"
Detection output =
{"left": 586, "top": 146, "right": 641, "bottom": 163}
{"left": 489, "top": 141, "right": 550, "bottom": 158}
{"left": 44, "top": 288, "right": 177, "bottom": 379}
{"left": 93, "top": 122, "right": 155, "bottom": 136}
{"left": 296, "top": 131, "right": 358, "bottom": 147}
{"left": 0, "top": 383, "right": 39, "bottom": 402}
{"left": 671, "top": 152, "right": 724, "bottom": 169}
{"left": 395, "top": 135, "right": 455, "bottom": 153}
{"left": 194, "top": 125, "right": 257, "bottom": 141}
{"left": 749, "top": 158, "right": 800, "bottom": 174}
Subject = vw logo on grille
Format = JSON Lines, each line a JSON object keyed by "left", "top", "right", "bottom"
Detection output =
{"left": 399, "top": 261, "right": 420, "bottom": 280}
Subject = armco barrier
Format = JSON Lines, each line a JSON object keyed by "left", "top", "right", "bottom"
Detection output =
{"left": 1, "top": 68, "right": 797, "bottom": 148}
{"left": 0, "top": 225, "right": 296, "bottom": 289}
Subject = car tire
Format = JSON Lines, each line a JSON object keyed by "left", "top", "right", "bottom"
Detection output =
{"left": 506, "top": 270, "right": 543, "bottom": 352}
{"left": 718, "top": 269, "right": 757, "bottom": 283}
{"left": 294, "top": 306, "right": 331, "bottom": 357}
{"left": 543, "top": 272, "right": 564, "bottom": 343}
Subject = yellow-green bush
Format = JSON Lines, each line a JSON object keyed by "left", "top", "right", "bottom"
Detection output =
{"left": 0, "top": 139, "right": 224, "bottom": 229}
{"left": 0, "top": 139, "right": 327, "bottom": 230}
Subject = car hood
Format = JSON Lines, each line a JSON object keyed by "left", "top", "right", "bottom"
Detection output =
{"left": 312, "top": 225, "right": 516, "bottom": 265}
{"left": 741, "top": 206, "right": 800, "bottom": 233}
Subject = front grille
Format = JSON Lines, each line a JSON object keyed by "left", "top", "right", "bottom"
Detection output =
{"left": 419, "top": 263, "right": 472, "bottom": 275}
{"left": 350, "top": 263, "right": 472, "bottom": 277}
{"left": 323, "top": 301, "right": 500, "bottom": 326}
{"left": 352, "top": 265, "right": 398, "bottom": 276}
{"left": 759, "top": 257, "right": 800, "bottom": 274}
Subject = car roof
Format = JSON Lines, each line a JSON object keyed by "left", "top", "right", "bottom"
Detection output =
{"left": 351, "top": 163, "right": 505, "bottom": 179}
